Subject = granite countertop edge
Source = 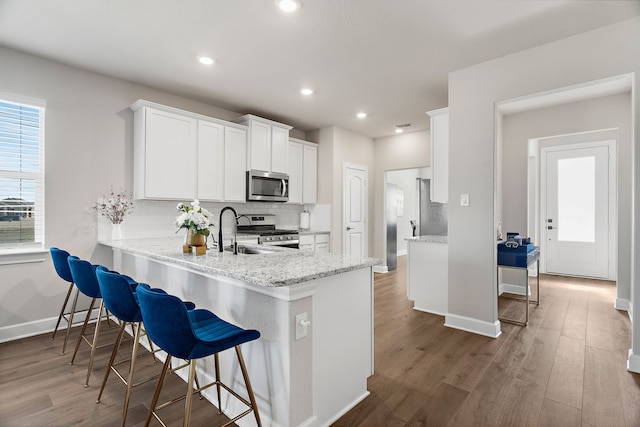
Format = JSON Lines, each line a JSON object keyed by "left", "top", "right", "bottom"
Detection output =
{"left": 405, "top": 235, "right": 448, "bottom": 244}
{"left": 99, "top": 237, "right": 380, "bottom": 287}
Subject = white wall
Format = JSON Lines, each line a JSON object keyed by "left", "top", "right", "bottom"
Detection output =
{"left": 386, "top": 168, "right": 428, "bottom": 256}
{"left": 307, "top": 126, "right": 375, "bottom": 256}
{"left": 373, "top": 130, "right": 430, "bottom": 260}
{"left": 446, "top": 15, "right": 639, "bottom": 359}
{"left": 0, "top": 45, "right": 304, "bottom": 338}
{"left": 501, "top": 93, "right": 632, "bottom": 300}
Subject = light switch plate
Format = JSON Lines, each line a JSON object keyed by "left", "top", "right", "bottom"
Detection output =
{"left": 460, "top": 193, "right": 470, "bottom": 206}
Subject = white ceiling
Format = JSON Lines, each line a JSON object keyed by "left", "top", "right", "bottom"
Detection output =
{"left": 0, "top": 0, "right": 638, "bottom": 138}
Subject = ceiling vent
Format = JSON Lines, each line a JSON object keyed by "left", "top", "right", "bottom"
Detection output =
{"left": 395, "top": 122, "right": 413, "bottom": 129}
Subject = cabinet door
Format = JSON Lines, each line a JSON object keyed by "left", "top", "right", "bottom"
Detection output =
{"left": 271, "top": 126, "right": 289, "bottom": 174}
{"left": 224, "top": 126, "right": 247, "bottom": 202}
{"left": 145, "top": 108, "right": 197, "bottom": 199}
{"left": 430, "top": 111, "right": 448, "bottom": 203}
{"left": 315, "top": 242, "right": 329, "bottom": 253}
{"left": 302, "top": 144, "right": 317, "bottom": 204}
{"left": 197, "top": 121, "right": 224, "bottom": 201}
{"left": 249, "top": 121, "right": 270, "bottom": 172}
{"left": 287, "top": 141, "right": 303, "bottom": 204}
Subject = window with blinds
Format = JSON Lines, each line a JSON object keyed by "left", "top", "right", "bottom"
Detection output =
{"left": 0, "top": 96, "right": 45, "bottom": 249}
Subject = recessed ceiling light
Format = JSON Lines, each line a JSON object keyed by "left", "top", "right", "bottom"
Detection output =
{"left": 395, "top": 128, "right": 403, "bottom": 134}
{"left": 197, "top": 55, "right": 215, "bottom": 66}
{"left": 300, "top": 88, "right": 314, "bottom": 96}
{"left": 276, "top": 0, "right": 301, "bottom": 12}
{"left": 356, "top": 112, "right": 367, "bottom": 119}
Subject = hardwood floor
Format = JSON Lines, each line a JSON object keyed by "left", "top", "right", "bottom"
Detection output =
{"left": 1, "top": 257, "right": 639, "bottom": 426}
{"left": 335, "top": 256, "right": 640, "bottom": 427}
{"left": 0, "top": 321, "right": 228, "bottom": 426}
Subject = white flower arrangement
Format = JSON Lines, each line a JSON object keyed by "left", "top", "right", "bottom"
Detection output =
{"left": 175, "top": 199, "right": 214, "bottom": 236}
{"left": 92, "top": 187, "right": 134, "bottom": 224}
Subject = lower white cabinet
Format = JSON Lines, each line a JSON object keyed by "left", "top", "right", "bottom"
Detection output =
{"left": 299, "top": 232, "right": 330, "bottom": 252}
{"left": 287, "top": 138, "right": 317, "bottom": 204}
{"left": 407, "top": 239, "right": 448, "bottom": 315}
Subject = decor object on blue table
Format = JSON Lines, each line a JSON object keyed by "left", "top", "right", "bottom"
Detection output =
{"left": 137, "top": 284, "right": 262, "bottom": 427}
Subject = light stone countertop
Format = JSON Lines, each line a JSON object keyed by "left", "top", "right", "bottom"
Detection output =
{"left": 405, "top": 235, "right": 448, "bottom": 244}
{"left": 298, "top": 229, "right": 330, "bottom": 236}
{"left": 100, "top": 237, "right": 380, "bottom": 288}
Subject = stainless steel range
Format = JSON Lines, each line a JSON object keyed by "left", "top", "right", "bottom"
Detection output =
{"left": 237, "top": 214, "right": 299, "bottom": 248}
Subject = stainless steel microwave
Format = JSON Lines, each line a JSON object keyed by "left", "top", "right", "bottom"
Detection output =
{"left": 246, "top": 170, "right": 289, "bottom": 202}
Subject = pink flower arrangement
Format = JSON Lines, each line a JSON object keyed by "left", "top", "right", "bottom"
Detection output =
{"left": 92, "top": 187, "right": 135, "bottom": 224}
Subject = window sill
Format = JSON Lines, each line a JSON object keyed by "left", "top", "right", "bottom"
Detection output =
{"left": 0, "top": 248, "right": 48, "bottom": 266}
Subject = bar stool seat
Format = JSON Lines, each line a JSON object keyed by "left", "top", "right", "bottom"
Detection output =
{"left": 95, "top": 267, "right": 197, "bottom": 426}
{"left": 137, "top": 284, "right": 262, "bottom": 427}
{"left": 50, "top": 247, "right": 85, "bottom": 355}
{"left": 67, "top": 256, "right": 116, "bottom": 387}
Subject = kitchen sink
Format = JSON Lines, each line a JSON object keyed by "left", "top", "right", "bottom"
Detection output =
{"left": 225, "top": 245, "right": 276, "bottom": 255}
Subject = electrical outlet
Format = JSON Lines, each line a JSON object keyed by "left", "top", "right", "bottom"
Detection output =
{"left": 460, "top": 193, "right": 470, "bottom": 207}
{"left": 295, "top": 312, "right": 309, "bottom": 340}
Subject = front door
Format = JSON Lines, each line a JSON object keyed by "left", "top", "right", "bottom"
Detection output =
{"left": 344, "top": 164, "right": 367, "bottom": 258}
{"left": 542, "top": 143, "right": 611, "bottom": 279}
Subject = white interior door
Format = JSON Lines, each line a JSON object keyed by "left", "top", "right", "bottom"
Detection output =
{"left": 344, "top": 164, "right": 367, "bottom": 258}
{"left": 542, "top": 144, "right": 610, "bottom": 279}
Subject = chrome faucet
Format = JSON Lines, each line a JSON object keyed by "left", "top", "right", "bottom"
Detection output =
{"left": 218, "top": 206, "right": 239, "bottom": 254}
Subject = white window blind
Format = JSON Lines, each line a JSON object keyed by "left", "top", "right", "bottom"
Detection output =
{"left": 0, "top": 96, "right": 45, "bottom": 250}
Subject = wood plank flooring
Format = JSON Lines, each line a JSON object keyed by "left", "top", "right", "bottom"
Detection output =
{"left": 1, "top": 256, "right": 639, "bottom": 426}
{"left": 335, "top": 256, "right": 640, "bottom": 427}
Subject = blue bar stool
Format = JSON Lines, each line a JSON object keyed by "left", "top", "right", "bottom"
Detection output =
{"left": 50, "top": 247, "right": 82, "bottom": 355}
{"left": 67, "top": 256, "right": 114, "bottom": 387}
{"left": 137, "top": 284, "right": 262, "bottom": 427}
{"left": 95, "top": 267, "right": 198, "bottom": 426}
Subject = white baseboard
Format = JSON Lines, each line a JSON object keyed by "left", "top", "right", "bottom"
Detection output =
{"left": 0, "top": 307, "right": 100, "bottom": 344}
{"left": 628, "top": 349, "right": 640, "bottom": 374}
{"left": 397, "top": 249, "right": 407, "bottom": 257}
{"left": 373, "top": 265, "right": 388, "bottom": 273}
{"left": 413, "top": 306, "right": 447, "bottom": 317}
{"left": 615, "top": 298, "right": 630, "bottom": 312}
{"left": 444, "top": 313, "right": 502, "bottom": 338}
{"left": 498, "top": 282, "right": 530, "bottom": 296}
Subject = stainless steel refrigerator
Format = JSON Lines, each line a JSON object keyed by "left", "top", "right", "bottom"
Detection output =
{"left": 417, "top": 178, "right": 448, "bottom": 236}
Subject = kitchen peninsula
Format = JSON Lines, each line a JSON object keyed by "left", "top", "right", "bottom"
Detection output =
{"left": 101, "top": 237, "right": 380, "bottom": 427}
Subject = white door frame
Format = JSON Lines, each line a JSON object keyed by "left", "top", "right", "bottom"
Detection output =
{"left": 343, "top": 162, "right": 368, "bottom": 257}
{"left": 538, "top": 138, "right": 617, "bottom": 280}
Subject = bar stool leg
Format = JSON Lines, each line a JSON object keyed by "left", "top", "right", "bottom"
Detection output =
{"left": 85, "top": 300, "right": 106, "bottom": 387}
{"left": 70, "top": 298, "right": 96, "bottom": 365}
{"left": 52, "top": 282, "right": 74, "bottom": 340}
{"left": 214, "top": 353, "right": 222, "bottom": 413}
{"left": 145, "top": 355, "right": 173, "bottom": 427}
{"left": 121, "top": 322, "right": 143, "bottom": 426}
{"left": 96, "top": 322, "right": 127, "bottom": 402}
{"left": 183, "top": 359, "right": 197, "bottom": 427}
{"left": 236, "top": 346, "right": 262, "bottom": 427}
{"left": 61, "top": 288, "right": 80, "bottom": 355}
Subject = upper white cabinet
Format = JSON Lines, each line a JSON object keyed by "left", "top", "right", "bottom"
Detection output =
{"left": 427, "top": 107, "right": 449, "bottom": 203}
{"left": 233, "top": 114, "right": 292, "bottom": 174}
{"left": 131, "top": 100, "right": 247, "bottom": 201}
{"left": 287, "top": 138, "right": 317, "bottom": 204}
{"left": 223, "top": 126, "right": 247, "bottom": 202}
{"left": 133, "top": 105, "right": 198, "bottom": 200}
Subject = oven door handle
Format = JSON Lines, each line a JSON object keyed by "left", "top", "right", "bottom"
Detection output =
{"left": 281, "top": 179, "right": 287, "bottom": 197}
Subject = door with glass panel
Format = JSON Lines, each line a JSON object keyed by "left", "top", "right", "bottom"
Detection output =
{"left": 542, "top": 144, "right": 610, "bottom": 279}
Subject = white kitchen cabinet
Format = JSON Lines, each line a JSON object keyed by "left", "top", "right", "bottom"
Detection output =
{"left": 426, "top": 107, "right": 448, "bottom": 203}
{"left": 299, "top": 232, "right": 330, "bottom": 252}
{"left": 131, "top": 100, "right": 247, "bottom": 202}
{"left": 406, "top": 238, "right": 448, "bottom": 315}
{"left": 133, "top": 104, "right": 198, "bottom": 200}
{"left": 197, "top": 121, "right": 224, "bottom": 201}
{"left": 287, "top": 138, "right": 317, "bottom": 204}
{"left": 223, "top": 126, "right": 247, "bottom": 202}
{"left": 234, "top": 114, "right": 292, "bottom": 174}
